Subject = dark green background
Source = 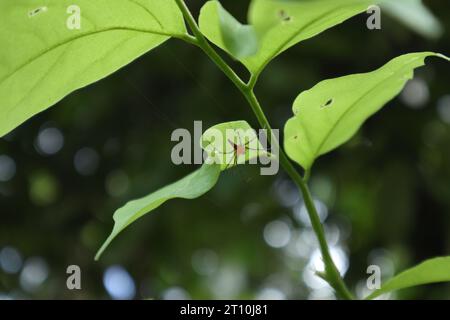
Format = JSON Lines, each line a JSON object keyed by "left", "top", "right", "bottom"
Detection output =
{"left": 1, "top": 0, "right": 450, "bottom": 299}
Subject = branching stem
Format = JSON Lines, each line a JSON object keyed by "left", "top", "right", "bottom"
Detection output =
{"left": 175, "top": 0, "right": 354, "bottom": 300}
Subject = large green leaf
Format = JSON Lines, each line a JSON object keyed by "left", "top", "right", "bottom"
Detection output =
{"left": 198, "top": 1, "right": 258, "bottom": 59}
{"left": 95, "top": 163, "right": 221, "bottom": 260}
{"left": 0, "top": 0, "right": 185, "bottom": 137}
{"left": 383, "top": 0, "right": 443, "bottom": 39}
{"left": 200, "top": 0, "right": 378, "bottom": 75}
{"left": 284, "top": 52, "right": 449, "bottom": 170}
{"left": 366, "top": 257, "right": 450, "bottom": 300}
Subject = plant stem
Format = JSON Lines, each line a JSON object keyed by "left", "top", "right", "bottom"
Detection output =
{"left": 175, "top": 0, "right": 247, "bottom": 92}
{"left": 245, "top": 92, "right": 354, "bottom": 300}
{"left": 175, "top": 0, "right": 354, "bottom": 300}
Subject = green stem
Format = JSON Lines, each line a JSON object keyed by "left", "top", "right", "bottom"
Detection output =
{"left": 175, "top": 0, "right": 247, "bottom": 92}
{"left": 245, "top": 93, "right": 354, "bottom": 300}
{"left": 175, "top": 0, "right": 354, "bottom": 300}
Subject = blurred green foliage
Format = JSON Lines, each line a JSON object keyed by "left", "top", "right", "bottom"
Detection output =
{"left": 1, "top": 0, "right": 449, "bottom": 299}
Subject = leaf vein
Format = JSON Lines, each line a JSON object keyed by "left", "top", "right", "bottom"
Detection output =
{"left": 0, "top": 27, "right": 174, "bottom": 86}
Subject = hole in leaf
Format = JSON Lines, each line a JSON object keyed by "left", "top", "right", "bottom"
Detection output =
{"left": 278, "top": 10, "right": 292, "bottom": 22}
{"left": 320, "top": 98, "right": 334, "bottom": 109}
{"left": 28, "top": 6, "right": 47, "bottom": 17}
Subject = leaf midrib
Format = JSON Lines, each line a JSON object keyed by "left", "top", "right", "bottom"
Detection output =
{"left": 126, "top": 0, "right": 163, "bottom": 29}
{"left": 0, "top": 26, "right": 176, "bottom": 86}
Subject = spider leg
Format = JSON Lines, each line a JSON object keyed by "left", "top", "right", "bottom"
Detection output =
{"left": 222, "top": 149, "right": 235, "bottom": 154}
{"left": 241, "top": 134, "right": 257, "bottom": 145}
{"left": 224, "top": 152, "right": 237, "bottom": 170}
{"left": 210, "top": 144, "right": 235, "bottom": 158}
{"left": 206, "top": 145, "right": 233, "bottom": 167}
{"left": 236, "top": 132, "right": 243, "bottom": 146}
{"left": 234, "top": 131, "right": 257, "bottom": 146}
{"left": 244, "top": 146, "right": 261, "bottom": 151}
{"left": 243, "top": 135, "right": 261, "bottom": 151}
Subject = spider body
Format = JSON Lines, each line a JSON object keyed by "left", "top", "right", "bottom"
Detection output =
{"left": 228, "top": 139, "right": 247, "bottom": 157}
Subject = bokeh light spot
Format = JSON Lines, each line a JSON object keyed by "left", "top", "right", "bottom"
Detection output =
{"left": 264, "top": 220, "right": 291, "bottom": 248}
{"left": 191, "top": 249, "right": 219, "bottom": 276}
{"left": 103, "top": 265, "right": 136, "bottom": 300}
{"left": 0, "top": 155, "right": 16, "bottom": 182}
{"left": 74, "top": 147, "right": 99, "bottom": 176}
{"left": 437, "top": 95, "right": 450, "bottom": 124}
{"left": 35, "top": 127, "right": 64, "bottom": 155}
{"left": 105, "top": 170, "right": 130, "bottom": 197}
{"left": 0, "top": 246, "right": 23, "bottom": 274}
{"left": 19, "top": 257, "right": 49, "bottom": 292}
{"left": 162, "top": 287, "right": 190, "bottom": 300}
{"left": 401, "top": 78, "right": 429, "bottom": 109}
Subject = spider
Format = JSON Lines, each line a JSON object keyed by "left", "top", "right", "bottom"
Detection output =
{"left": 211, "top": 132, "right": 266, "bottom": 170}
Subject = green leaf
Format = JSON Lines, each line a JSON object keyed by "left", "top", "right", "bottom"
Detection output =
{"left": 366, "top": 257, "right": 450, "bottom": 300}
{"left": 95, "top": 163, "right": 221, "bottom": 260}
{"left": 199, "top": 1, "right": 258, "bottom": 59}
{"left": 247, "top": 0, "right": 385, "bottom": 75}
{"left": 0, "top": 0, "right": 185, "bottom": 137}
{"left": 201, "top": 120, "right": 270, "bottom": 171}
{"left": 383, "top": 0, "right": 443, "bottom": 39}
{"left": 200, "top": 0, "right": 379, "bottom": 75}
{"left": 284, "top": 52, "right": 450, "bottom": 170}
{"left": 96, "top": 120, "right": 270, "bottom": 259}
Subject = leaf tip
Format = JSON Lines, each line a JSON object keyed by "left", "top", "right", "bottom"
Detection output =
{"left": 435, "top": 53, "right": 450, "bottom": 62}
{"left": 94, "top": 233, "right": 116, "bottom": 261}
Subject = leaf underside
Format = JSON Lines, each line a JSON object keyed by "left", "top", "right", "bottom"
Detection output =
{"left": 200, "top": 0, "right": 379, "bottom": 75}
{"left": 95, "top": 163, "right": 221, "bottom": 260}
{"left": 199, "top": 1, "right": 258, "bottom": 60}
{"left": 0, "top": 0, "right": 185, "bottom": 137}
{"left": 284, "top": 52, "right": 449, "bottom": 170}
